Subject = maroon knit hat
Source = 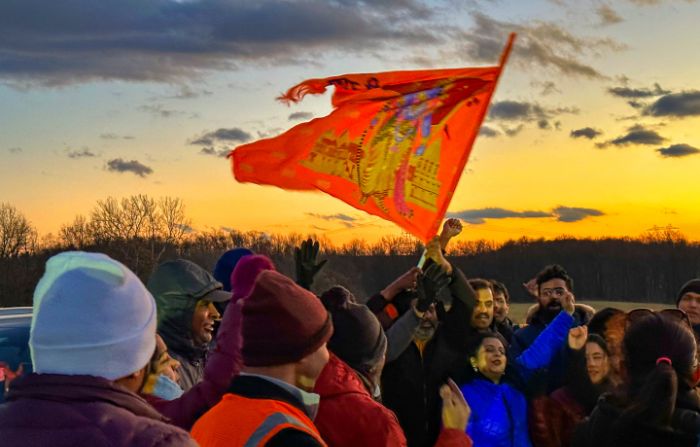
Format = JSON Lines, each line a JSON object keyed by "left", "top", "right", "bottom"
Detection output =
{"left": 230, "top": 254, "right": 276, "bottom": 304}
{"left": 241, "top": 270, "right": 333, "bottom": 367}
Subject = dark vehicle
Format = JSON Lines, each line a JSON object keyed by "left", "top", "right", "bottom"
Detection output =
{"left": 0, "top": 307, "right": 32, "bottom": 403}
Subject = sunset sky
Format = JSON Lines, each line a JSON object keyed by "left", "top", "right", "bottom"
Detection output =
{"left": 2, "top": 0, "right": 700, "bottom": 245}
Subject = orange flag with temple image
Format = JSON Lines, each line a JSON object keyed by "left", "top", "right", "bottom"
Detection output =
{"left": 232, "top": 34, "right": 515, "bottom": 242}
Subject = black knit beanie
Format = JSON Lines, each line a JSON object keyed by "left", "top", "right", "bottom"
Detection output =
{"left": 677, "top": 279, "right": 700, "bottom": 306}
{"left": 320, "top": 286, "right": 388, "bottom": 373}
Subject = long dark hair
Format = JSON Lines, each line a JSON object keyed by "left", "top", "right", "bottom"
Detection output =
{"left": 567, "top": 334, "right": 612, "bottom": 412}
{"left": 615, "top": 314, "right": 696, "bottom": 428}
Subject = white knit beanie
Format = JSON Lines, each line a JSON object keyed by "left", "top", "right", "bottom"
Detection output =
{"left": 30, "top": 251, "right": 157, "bottom": 380}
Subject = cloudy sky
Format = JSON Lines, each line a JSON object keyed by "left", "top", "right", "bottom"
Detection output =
{"left": 2, "top": 0, "right": 700, "bottom": 244}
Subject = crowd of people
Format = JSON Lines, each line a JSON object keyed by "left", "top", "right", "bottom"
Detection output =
{"left": 1, "top": 218, "right": 700, "bottom": 446}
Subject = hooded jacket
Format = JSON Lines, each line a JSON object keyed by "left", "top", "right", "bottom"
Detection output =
{"left": 0, "top": 374, "right": 195, "bottom": 447}
{"left": 142, "top": 295, "right": 242, "bottom": 430}
{"left": 148, "top": 260, "right": 225, "bottom": 391}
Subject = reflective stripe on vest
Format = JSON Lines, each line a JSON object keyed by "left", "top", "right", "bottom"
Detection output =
{"left": 244, "top": 412, "right": 313, "bottom": 447}
{"left": 191, "top": 393, "right": 327, "bottom": 447}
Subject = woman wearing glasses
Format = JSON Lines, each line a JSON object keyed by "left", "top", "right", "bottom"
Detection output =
{"left": 572, "top": 312, "right": 700, "bottom": 447}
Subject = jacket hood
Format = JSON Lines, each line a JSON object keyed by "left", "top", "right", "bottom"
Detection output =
{"left": 314, "top": 353, "right": 371, "bottom": 400}
{"left": 6, "top": 373, "right": 169, "bottom": 422}
{"left": 147, "top": 259, "right": 224, "bottom": 361}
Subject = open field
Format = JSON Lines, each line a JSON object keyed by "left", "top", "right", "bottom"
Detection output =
{"left": 508, "top": 301, "right": 668, "bottom": 326}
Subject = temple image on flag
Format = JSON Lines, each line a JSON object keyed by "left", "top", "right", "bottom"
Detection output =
{"left": 231, "top": 34, "right": 515, "bottom": 242}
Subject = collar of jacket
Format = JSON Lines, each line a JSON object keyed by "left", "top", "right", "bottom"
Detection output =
{"left": 5, "top": 373, "right": 170, "bottom": 422}
{"left": 229, "top": 374, "right": 320, "bottom": 420}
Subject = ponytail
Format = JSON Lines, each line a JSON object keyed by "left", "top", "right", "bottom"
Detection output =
{"left": 614, "top": 314, "right": 695, "bottom": 432}
{"left": 618, "top": 361, "right": 678, "bottom": 427}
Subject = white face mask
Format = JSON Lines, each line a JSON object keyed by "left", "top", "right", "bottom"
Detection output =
{"left": 152, "top": 374, "right": 184, "bottom": 401}
{"left": 372, "top": 383, "right": 382, "bottom": 400}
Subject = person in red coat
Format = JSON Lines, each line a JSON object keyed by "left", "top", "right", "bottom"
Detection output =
{"left": 314, "top": 273, "right": 472, "bottom": 447}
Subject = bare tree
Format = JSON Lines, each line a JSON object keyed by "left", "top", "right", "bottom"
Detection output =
{"left": 60, "top": 215, "right": 95, "bottom": 248}
{"left": 0, "top": 203, "right": 36, "bottom": 258}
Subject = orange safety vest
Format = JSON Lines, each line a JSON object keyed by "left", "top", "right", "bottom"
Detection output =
{"left": 191, "top": 393, "right": 328, "bottom": 447}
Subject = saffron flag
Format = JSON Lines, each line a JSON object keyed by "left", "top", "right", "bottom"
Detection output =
{"left": 232, "top": 34, "right": 515, "bottom": 242}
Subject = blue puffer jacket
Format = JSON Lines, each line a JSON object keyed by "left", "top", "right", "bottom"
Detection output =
{"left": 460, "top": 310, "right": 574, "bottom": 447}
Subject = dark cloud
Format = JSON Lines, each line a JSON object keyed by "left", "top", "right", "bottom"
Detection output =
{"left": 170, "top": 85, "right": 212, "bottom": 100}
{"left": 531, "top": 80, "right": 560, "bottom": 96}
{"left": 503, "top": 124, "right": 524, "bottom": 137}
{"left": 67, "top": 147, "right": 97, "bottom": 158}
{"left": 478, "top": 125, "right": 500, "bottom": 138}
{"left": 656, "top": 143, "right": 700, "bottom": 158}
{"left": 0, "top": 0, "right": 438, "bottom": 86}
{"left": 105, "top": 158, "right": 153, "bottom": 177}
{"left": 599, "top": 124, "right": 666, "bottom": 147}
{"left": 489, "top": 100, "right": 578, "bottom": 123}
{"left": 447, "top": 207, "right": 551, "bottom": 225}
{"left": 457, "top": 12, "right": 623, "bottom": 80}
{"left": 199, "top": 147, "right": 230, "bottom": 158}
{"left": 289, "top": 111, "right": 314, "bottom": 121}
{"left": 627, "top": 100, "right": 646, "bottom": 109}
{"left": 306, "top": 212, "right": 358, "bottom": 222}
{"left": 450, "top": 205, "right": 605, "bottom": 224}
{"left": 645, "top": 91, "right": 700, "bottom": 117}
{"left": 190, "top": 127, "right": 253, "bottom": 146}
{"left": 607, "top": 82, "right": 670, "bottom": 98}
{"left": 553, "top": 206, "right": 604, "bottom": 222}
{"left": 570, "top": 127, "right": 602, "bottom": 139}
{"left": 597, "top": 5, "right": 623, "bottom": 25}
{"left": 139, "top": 104, "right": 183, "bottom": 118}
{"left": 100, "top": 133, "right": 134, "bottom": 140}
{"left": 7, "top": 147, "right": 22, "bottom": 153}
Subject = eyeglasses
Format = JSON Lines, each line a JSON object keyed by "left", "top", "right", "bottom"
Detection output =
{"left": 540, "top": 287, "right": 567, "bottom": 298}
{"left": 626, "top": 308, "right": 692, "bottom": 329}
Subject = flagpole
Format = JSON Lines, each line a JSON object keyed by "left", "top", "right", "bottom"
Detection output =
{"left": 499, "top": 33, "right": 516, "bottom": 68}
{"left": 423, "top": 32, "right": 517, "bottom": 249}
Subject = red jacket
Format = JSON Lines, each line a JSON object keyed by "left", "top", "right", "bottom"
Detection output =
{"left": 314, "top": 354, "right": 471, "bottom": 447}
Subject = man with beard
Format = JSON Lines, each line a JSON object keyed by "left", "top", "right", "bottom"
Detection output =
{"left": 490, "top": 280, "right": 518, "bottom": 343}
{"left": 467, "top": 279, "right": 494, "bottom": 332}
{"left": 509, "top": 264, "right": 593, "bottom": 395}
{"left": 381, "top": 241, "right": 482, "bottom": 447}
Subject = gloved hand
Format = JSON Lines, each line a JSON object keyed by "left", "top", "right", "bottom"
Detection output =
{"left": 294, "top": 238, "right": 327, "bottom": 290}
{"left": 415, "top": 263, "right": 450, "bottom": 312}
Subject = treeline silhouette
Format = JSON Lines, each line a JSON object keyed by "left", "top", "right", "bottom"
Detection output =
{"left": 1, "top": 197, "right": 697, "bottom": 307}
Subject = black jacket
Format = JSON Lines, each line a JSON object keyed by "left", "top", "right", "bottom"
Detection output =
{"left": 572, "top": 389, "right": 700, "bottom": 447}
{"left": 381, "top": 267, "right": 477, "bottom": 447}
{"left": 509, "top": 305, "right": 592, "bottom": 396}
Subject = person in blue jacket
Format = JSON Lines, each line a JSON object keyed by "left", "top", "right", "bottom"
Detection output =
{"left": 459, "top": 291, "right": 587, "bottom": 447}
{"left": 510, "top": 264, "right": 594, "bottom": 394}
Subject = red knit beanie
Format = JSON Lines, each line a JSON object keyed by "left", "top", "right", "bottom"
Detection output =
{"left": 242, "top": 270, "right": 333, "bottom": 367}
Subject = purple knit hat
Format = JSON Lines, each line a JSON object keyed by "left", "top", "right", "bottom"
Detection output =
{"left": 230, "top": 254, "right": 276, "bottom": 304}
